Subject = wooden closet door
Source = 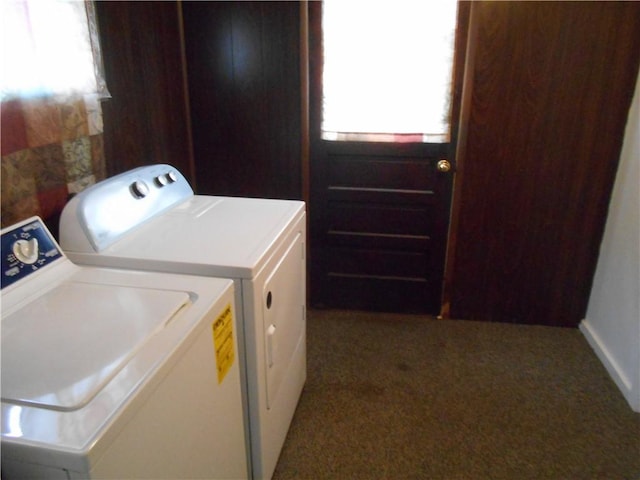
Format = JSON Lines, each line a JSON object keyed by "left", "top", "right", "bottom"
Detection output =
{"left": 445, "top": 1, "right": 640, "bottom": 327}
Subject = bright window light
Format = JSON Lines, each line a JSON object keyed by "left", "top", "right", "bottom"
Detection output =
{"left": 322, "top": 0, "right": 458, "bottom": 142}
{"left": 1, "top": 0, "right": 105, "bottom": 100}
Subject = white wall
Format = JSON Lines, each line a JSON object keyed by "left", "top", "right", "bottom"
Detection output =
{"left": 581, "top": 71, "right": 640, "bottom": 412}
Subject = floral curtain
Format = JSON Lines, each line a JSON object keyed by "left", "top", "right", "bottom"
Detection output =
{"left": 1, "top": 0, "right": 108, "bottom": 235}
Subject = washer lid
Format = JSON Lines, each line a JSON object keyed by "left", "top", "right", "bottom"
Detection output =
{"left": 1, "top": 282, "right": 190, "bottom": 411}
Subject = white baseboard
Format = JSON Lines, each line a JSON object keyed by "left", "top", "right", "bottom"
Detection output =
{"left": 580, "top": 318, "right": 639, "bottom": 413}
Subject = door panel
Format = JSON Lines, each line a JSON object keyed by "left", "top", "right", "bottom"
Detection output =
{"left": 327, "top": 157, "right": 435, "bottom": 190}
{"left": 326, "top": 248, "right": 429, "bottom": 279}
{"left": 311, "top": 142, "right": 452, "bottom": 314}
{"left": 328, "top": 203, "right": 434, "bottom": 236}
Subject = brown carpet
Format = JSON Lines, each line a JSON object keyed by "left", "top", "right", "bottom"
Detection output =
{"left": 272, "top": 310, "right": 640, "bottom": 480}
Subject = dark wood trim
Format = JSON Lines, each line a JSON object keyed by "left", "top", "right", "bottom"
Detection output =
{"left": 446, "top": 1, "right": 471, "bottom": 171}
{"left": 176, "top": 1, "right": 197, "bottom": 188}
{"left": 441, "top": 0, "right": 475, "bottom": 319}
{"left": 300, "top": 1, "right": 310, "bottom": 207}
{"left": 300, "top": 1, "right": 311, "bottom": 304}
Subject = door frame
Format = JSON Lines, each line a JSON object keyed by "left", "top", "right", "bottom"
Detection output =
{"left": 440, "top": 0, "right": 472, "bottom": 319}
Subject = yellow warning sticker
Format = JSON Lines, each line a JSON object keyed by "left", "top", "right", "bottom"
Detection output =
{"left": 212, "top": 303, "right": 235, "bottom": 384}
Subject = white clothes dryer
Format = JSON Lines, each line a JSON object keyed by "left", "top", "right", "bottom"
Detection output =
{"left": 1, "top": 217, "right": 248, "bottom": 479}
{"left": 59, "top": 164, "right": 306, "bottom": 480}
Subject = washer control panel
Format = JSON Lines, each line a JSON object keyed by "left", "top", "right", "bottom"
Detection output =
{"left": 1, "top": 217, "right": 63, "bottom": 289}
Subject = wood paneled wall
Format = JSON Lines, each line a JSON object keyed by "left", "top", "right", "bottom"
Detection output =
{"left": 445, "top": 1, "right": 640, "bottom": 327}
{"left": 95, "top": 1, "right": 639, "bottom": 326}
{"left": 182, "top": 1, "right": 302, "bottom": 200}
{"left": 95, "top": 2, "right": 194, "bottom": 181}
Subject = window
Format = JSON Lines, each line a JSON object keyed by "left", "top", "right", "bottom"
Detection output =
{"left": 1, "top": 0, "right": 108, "bottom": 100}
{"left": 321, "top": 0, "right": 458, "bottom": 143}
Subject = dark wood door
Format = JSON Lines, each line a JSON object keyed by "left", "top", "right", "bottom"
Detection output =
{"left": 444, "top": 1, "right": 640, "bottom": 327}
{"left": 308, "top": 3, "right": 469, "bottom": 314}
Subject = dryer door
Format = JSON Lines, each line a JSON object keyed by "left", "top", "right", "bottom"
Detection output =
{"left": 262, "top": 232, "right": 305, "bottom": 409}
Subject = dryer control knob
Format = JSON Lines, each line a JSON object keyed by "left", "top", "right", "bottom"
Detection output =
{"left": 131, "top": 180, "right": 150, "bottom": 198}
{"left": 166, "top": 171, "right": 178, "bottom": 183}
{"left": 154, "top": 175, "right": 169, "bottom": 187}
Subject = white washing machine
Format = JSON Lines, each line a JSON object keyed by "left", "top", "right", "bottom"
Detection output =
{"left": 59, "top": 164, "right": 306, "bottom": 480}
{"left": 1, "top": 217, "right": 248, "bottom": 479}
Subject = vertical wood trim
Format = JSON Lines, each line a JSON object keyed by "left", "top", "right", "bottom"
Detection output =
{"left": 446, "top": 1, "right": 471, "bottom": 170}
{"left": 300, "top": 1, "right": 310, "bottom": 206}
{"left": 300, "top": 1, "right": 311, "bottom": 304}
{"left": 176, "top": 1, "right": 196, "bottom": 189}
{"left": 441, "top": 0, "right": 475, "bottom": 319}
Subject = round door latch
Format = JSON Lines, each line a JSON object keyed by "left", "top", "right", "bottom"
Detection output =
{"left": 436, "top": 159, "right": 452, "bottom": 173}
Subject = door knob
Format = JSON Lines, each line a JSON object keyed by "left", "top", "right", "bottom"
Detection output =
{"left": 436, "top": 160, "right": 452, "bottom": 173}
